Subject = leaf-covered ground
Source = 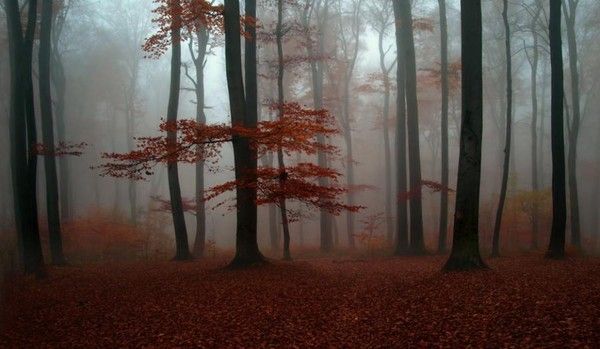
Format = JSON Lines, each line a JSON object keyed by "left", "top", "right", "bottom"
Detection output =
{"left": 1, "top": 255, "right": 599, "bottom": 347}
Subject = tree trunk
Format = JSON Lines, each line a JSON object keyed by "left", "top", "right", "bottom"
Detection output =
{"left": 392, "top": 0, "right": 408, "bottom": 255}
{"left": 546, "top": 0, "right": 566, "bottom": 259}
{"left": 166, "top": 0, "right": 191, "bottom": 261}
{"left": 443, "top": 0, "right": 487, "bottom": 271}
{"left": 563, "top": 0, "right": 581, "bottom": 249}
{"left": 303, "top": 0, "right": 333, "bottom": 252}
{"left": 192, "top": 25, "right": 209, "bottom": 258}
{"left": 225, "top": 0, "right": 264, "bottom": 267}
{"left": 437, "top": 0, "right": 449, "bottom": 254}
{"left": 398, "top": 0, "right": 425, "bottom": 255}
{"left": 529, "top": 7, "right": 541, "bottom": 250}
{"left": 5, "top": 0, "right": 45, "bottom": 276}
{"left": 491, "top": 0, "right": 512, "bottom": 258}
{"left": 376, "top": 14, "right": 393, "bottom": 244}
{"left": 276, "top": 0, "right": 292, "bottom": 261}
{"left": 40, "top": 0, "right": 66, "bottom": 265}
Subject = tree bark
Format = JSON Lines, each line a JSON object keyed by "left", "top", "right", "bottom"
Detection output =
{"left": 166, "top": 0, "right": 191, "bottom": 261}
{"left": 392, "top": 0, "right": 408, "bottom": 255}
{"left": 491, "top": 0, "right": 512, "bottom": 258}
{"left": 5, "top": 0, "right": 45, "bottom": 276}
{"left": 546, "top": 0, "right": 567, "bottom": 260}
{"left": 225, "top": 0, "right": 264, "bottom": 267}
{"left": 276, "top": 0, "right": 292, "bottom": 261}
{"left": 443, "top": 0, "right": 487, "bottom": 271}
{"left": 40, "top": 0, "right": 66, "bottom": 265}
{"left": 398, "top": 0, "right": 425, "bottom": 254}
{"left": 528, "top": 6, "right": 541, "bottom": 250}
{"left": 437, "top": 0, "right": 449, "bottom": 254}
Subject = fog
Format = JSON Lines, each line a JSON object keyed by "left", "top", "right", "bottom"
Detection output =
{"left": 1, "top": 0, "right": 600, "bottom": 266}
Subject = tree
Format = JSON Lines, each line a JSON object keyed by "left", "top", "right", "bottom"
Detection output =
{"left": 392, "top": 0, "right": 408, "bottom": 255}
{"left": 491, "top": 0, "right": 513, "bottom": 258}
{"left": 224, "top": 0, "right": 264, "bottom": 267}
{"left": 398, "top": 0, "right": 425, "bottom": 255}
{"left": 437, "top": 0, "right": 449, "bottom": 254}
{"left": 39, "top": 0, "right": 67, "bottom": 265}
{"left": 367, "top": 0, "right": 395, "bottom": 244}
{"left": 5, "top": 0, "right": 45, "bottom": 276}
{"left": 302, "top": 0, "right": 333, "bottom": 252}
{"left": 443, "top": 0, "right": 487, "bottom": 271}
{"left": 275, "top": 0, "right": 292, "bottom": 260}
{"left": 562, "top": 0, "right": 581, "bottom": 249}
{"left": 165, "top": 0, "right": 191, "bottom": 260}
{"left": 546, "top": 0, "right": 566, "bottom": 259}
{"left": 336, "top": 0, "right": 363, "bottom": 249}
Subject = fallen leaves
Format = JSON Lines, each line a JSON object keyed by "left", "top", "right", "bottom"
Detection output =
{"left": 1, "top": 256, "right": 599, "bottom": 347}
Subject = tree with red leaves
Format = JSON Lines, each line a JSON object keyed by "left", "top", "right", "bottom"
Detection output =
{"left": 98, "top": 103, "right": 360, "bottom": 260}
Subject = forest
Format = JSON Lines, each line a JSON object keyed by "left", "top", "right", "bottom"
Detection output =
{"left": 0, "top": 0, "right": 599, "bottom": 347}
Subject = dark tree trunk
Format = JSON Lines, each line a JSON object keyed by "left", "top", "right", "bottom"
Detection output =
{"left": 303, "top": 0, "right": 333, "bottom": 252}
{"left": 276, "top": 0, "right": 292, "bottom": 261}
{"left": 40, "top": 0, "right": 66, "bottom": 265}
{"left": 443, "top": 0, "right": 487, "bottom": 271}
{"left": 563, "top": 0, "right": 581, "bottom": 249}
{"left": 546, "top": 0, "right": 567, "bottom": 260}
{"left": 398, "top": 0, "right": 425, "bottom": 255}
{"left": 392, "top": 0, "right": 408, "bottom": 255}
{"left": 225, "top": 0, "right": 264, "bottom": 267}
{"left": 5, "top": 0, "right": 45, "bottom": 276}
{"left": 491, "top": 0, "right": 512, "bottom": 258}
{"left": 166, "top": 0, "right": 191, "bottom": 261}
{"left": 437, "top": 0, "right": 449, "bottom": 254}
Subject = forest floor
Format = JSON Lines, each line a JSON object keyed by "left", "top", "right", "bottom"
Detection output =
{"left": 1, "top": 255, "right": 599, "bottom": 348}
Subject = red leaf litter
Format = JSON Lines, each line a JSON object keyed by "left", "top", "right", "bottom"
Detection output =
{"left": 1, "top": 256, "right": 599, "bottom": 347}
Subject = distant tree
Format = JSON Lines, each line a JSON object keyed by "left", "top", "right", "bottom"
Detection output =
{"left": 437, "top": 0, "right": 449, "bottom": 254}
{"left": 546, "top": 0, "right": 567, "bottom": 259}
{"left": 443, "top": 0, "right": 487, "bottom": 271}
{"left": 5, "top": 0, "right": 45, "bottom": 276}
{"left": 491, "top": 0, "right": 513, "bottom": 258}
{"left": 562, "top": 0, "right": 581, "bottom": 249}
{"left": 367, "top": 0, "right": 395, "bottom": 243}
{"left": 301, "top": 0, "right": 334, "bottom": 252}
{"left": 39, "top": 0, "right": 67, "bottom": 265}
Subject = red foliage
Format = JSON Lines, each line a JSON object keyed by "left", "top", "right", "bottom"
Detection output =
{"left": 34, "top": 141, "right": 88, "bottom": 157}
{"left": 151, "top": 195, "right": 198, "bottom": 215}
{"left": 143, "top": 0, "right": 223, "bottom": 58}
{"left": 98, "top": 103, "right": 359, "bottom": 216}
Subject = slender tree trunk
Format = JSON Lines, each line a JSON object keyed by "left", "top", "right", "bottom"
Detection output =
{"left": 166, "top": 0, "right": 191, "bottom": 261}
{"left": 377, "top": 18, "right": 393, "bottom": 244}
{"left": 303, "top": 1, "right": 333, "bottom": 252}
{"left": 6, "top": 0, "right": 45, "bottom": 276}
{"left": 529, "top": 8, "right": 541, "bottom": 250}
{"left": 392, "top": 0, "right": 408, "bottom": 255}
{"left": 546, "top": 0, "right": 566, "bottom": 259}
{"left": 491, "top": 0, "right": 512, "bottom": 258}
{"left": 437, "top": 0, "right": 449, "bottom": 254}
{"left": 539, "top": 60, "right": 548, "bottom": 188}
{"left": 276, "top": 0, "right": 292, "bottom": 261}
{"left": 398, "top": 0, "right": 425, "bottom": 254}
{"left": 563, "top": 0, "right": 581, "bottom": 249}
{"left": 40, "top": 0, "right": 66, "bottom": 265}
{"left": 192, "top": 26, "right": 209, "bottom": 258}
{"left": 225, "top": 0, "right": 264, "bottom": 267}
{"left": 443, "top": 0, "right": 487, "bottom": 271}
